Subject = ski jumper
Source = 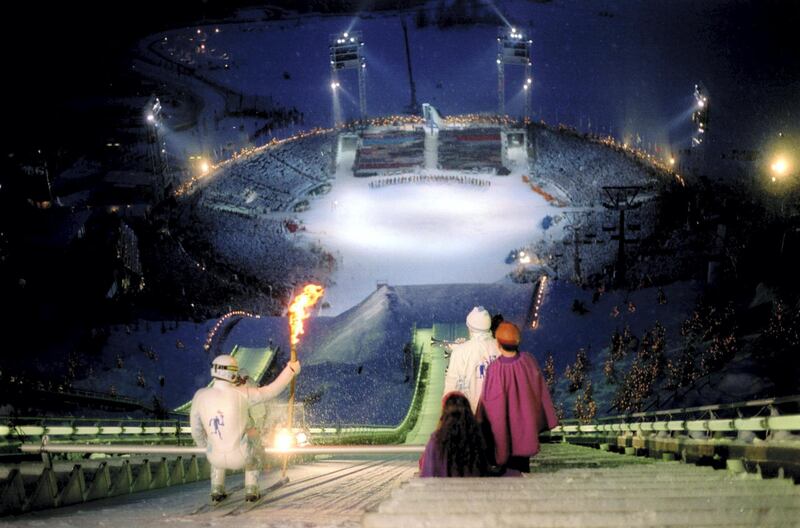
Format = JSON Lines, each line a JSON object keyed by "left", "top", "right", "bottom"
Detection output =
{"left": 190, "top": 365, "right": 294, "bottom": 470}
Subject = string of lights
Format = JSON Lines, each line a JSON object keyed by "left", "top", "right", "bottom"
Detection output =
{"left": 203, "top": 310, "right": 261, "bottom": 352}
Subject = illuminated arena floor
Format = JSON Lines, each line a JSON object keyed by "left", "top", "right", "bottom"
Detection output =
{"left": 300, "top": 150, "right": 562, "bottom": 315}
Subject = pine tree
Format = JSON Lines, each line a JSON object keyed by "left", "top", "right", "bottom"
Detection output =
{"left": 565, "top": 348, "right": 589, "bottom": 392}
{"left": 544, "top": 353, "right": 556, "bottom": 392}
{"left": 574, "top": 381, "right": 597, "bottom": 423}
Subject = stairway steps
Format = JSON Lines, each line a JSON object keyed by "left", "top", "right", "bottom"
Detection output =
{"left": 401, "top": 476, "right": 785, "bottom": 488}
{"left": 377, "top": 494, "right": 800, "bottom": 514}
{"left": 389, "top": 485, "right": 798, "bottom": 501}
{"left": 363, "top": 443, "right": 800, "bottom": 528}
{"left": 363, "top": 512, "right": 800, "bottom": 528}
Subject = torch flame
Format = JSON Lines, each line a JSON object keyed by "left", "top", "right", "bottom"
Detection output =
{"left": 289, "top": 284, "right": 325, "bottom": 346}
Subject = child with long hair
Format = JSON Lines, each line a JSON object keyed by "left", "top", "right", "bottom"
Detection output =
{"left": 419, "top": 391, "right": 488, "bottom": 477}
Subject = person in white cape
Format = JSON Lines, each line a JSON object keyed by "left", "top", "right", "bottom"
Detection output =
{"left": 443, "top": 306, "right": 498, "bottom": 413}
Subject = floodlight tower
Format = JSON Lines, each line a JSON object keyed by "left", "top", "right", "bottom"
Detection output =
{"left": 329, "top": 31, "right": 367, "bottom": 123}
{"left": 691, "top": 83, "right": 709, "bottom": 148}
{"left": 145, "top": 96, "right": 170, "bottom": 201}
{"left": 497, "top": 27, "right": 532, "bottom": 121}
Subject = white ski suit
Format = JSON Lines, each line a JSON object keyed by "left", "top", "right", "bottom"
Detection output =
{"left": 443, "top": 329, "right": 498, "bottom": 413}
{"left": 190, "top": 365, "right": 295, "bottom": 484}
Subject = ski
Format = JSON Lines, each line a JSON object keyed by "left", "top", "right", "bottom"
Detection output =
{"left": 222, "top": 476, "right": 290, "bottom": 516}
{"left": 190, "top": 483, "right": 245, "bottom": 515}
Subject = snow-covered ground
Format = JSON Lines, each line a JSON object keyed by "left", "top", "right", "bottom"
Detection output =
{"left": 5, "top": 455, "right": 418, "bottom": 527}
{"left": 301, "top": 149, "right": 559, "bottom": 315}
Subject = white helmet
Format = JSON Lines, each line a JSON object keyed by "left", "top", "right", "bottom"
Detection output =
{"left": 211, "top": 354, "right": 239, "bottom": 383}
{"left": 466, "top": 306, "right": 491, "bottom": 333}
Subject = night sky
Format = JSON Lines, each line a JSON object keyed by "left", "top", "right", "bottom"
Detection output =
{"left": 3, "top": 1, "right": 799, "bottom": 153}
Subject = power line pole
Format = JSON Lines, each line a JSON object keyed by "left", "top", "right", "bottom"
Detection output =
{"left": 401, "top": 18, "right": 418, "bottom": 114}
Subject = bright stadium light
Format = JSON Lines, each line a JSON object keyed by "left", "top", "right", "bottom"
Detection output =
{"left": 771, "top": 157, "right": 790, "bottom": 177}
{"left": 329, "top": 29, "right": 367, "bottom": 120}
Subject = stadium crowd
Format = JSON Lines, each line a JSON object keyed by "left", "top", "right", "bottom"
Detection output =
{"left": 200, "top": 132, "right": 335, "bottom": 213}
{"left": 527, "top": 126, "right": 662, "bottom": 206}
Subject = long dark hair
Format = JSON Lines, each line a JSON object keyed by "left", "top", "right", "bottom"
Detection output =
{"left": 435, "top": 392, "right": 487, "bottom": 476}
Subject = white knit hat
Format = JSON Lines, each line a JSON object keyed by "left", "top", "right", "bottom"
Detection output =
{"left": 466, "top": 306, "right": 491, "bottom": 332}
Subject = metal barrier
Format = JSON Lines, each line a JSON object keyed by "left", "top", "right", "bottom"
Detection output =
{"left": 20, "top": 444, "right": 424, "bottom": 456}
{"left": 1, "top": 330, "right": 433, "bottom": 450}
{"left": 550, "top": 395, "right": 800, "bottom": 435}
{"left": 546, "top": 395, "right": 800, "bottom": 481}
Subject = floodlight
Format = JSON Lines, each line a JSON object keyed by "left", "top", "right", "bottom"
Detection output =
{"left": 771, "top": 157, "right": 789, "bottom": 176}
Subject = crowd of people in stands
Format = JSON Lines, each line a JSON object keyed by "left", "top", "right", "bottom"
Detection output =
{"left": 186, "top": 206, "right": 329, "bottom": 292}
{"left": 163, "top": 132, "right": 340, "bottom": 327}
{"left": 354, "top": 130, "right": 425, "bottom": 175}
{"left": 439, "top": 128, "right": 503, "bottom": 172}
{"left": 528, "top": 127, "right": 661, "bottom": 207}
{"left": 368, "top": 174, "right": 491, "bottom": 189}
{"left": 200, "top": 132, "right": 336, "bottom": 213}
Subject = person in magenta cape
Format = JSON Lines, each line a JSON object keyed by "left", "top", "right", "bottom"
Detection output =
{"left": 419, "top": 391, "right": 488, "bottom": 477}
{"left": 477, "top": 321, "right": 558, "bottom": 476}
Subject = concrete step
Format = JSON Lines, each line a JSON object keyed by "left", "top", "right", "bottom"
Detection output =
{"left": 388, "top": 484, "right": 799, "bottom": 501}
{"left": 364, "top": 443, "right": 800, "bottom": 528}
{"left": 362, "top": 508, "right": 800, "bottom": 528}
{"left": 401, "top": 475, "right": 782, "bottom": 488}
{"left": 377, "top": 494, "right": 800, "bottom": 514}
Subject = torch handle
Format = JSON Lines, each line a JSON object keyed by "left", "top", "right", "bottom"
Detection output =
{"left": 282, "top": 344, "right": 298, "bottom": 478}
{"left": 287, "top": 341, "right": 297, "bottom": 429}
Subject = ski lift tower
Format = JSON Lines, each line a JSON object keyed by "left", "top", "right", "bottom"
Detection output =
{"left": 497, "top": 26, "right": 532, "bottom": 122}
{"left": 602, "top": 186, "right": 643, "bottom": 288}
{"left": 329, "top": 31, "right": 367, "bottom": 123}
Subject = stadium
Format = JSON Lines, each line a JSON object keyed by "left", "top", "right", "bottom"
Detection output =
{"left": 2, "top": 1, "right": 800, "bottom": 522}
{"left": 175, "top": 109, "right": 675, "bottom": 319}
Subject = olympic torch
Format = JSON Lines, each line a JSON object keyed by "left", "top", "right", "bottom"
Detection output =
{"left": 282, "top": 284, "right": 324, "bottom": 476}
